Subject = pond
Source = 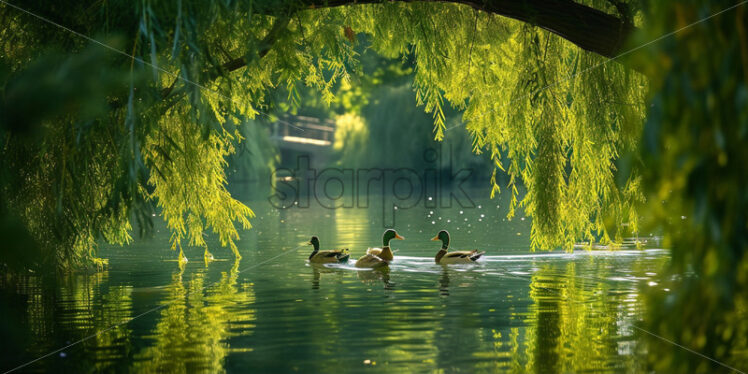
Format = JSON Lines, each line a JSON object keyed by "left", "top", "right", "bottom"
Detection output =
{"left": 0, "top": 189, "right": 669, "bottom": 373}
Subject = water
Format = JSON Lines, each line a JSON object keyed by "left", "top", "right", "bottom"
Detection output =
{"left": 0, "top": 190, "right": 669, "bottom": 373}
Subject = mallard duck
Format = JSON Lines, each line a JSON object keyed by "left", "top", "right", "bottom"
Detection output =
{"left": 431, "top": 230, "right": 485, "bottom": 264}
{"left": 308, "top": 236, "right": 350, "bottom": 263}
{"left": 355, "top": 229, "right": 404, "bottom": 268}
{"left": 364, "top": 229, "right": 404, "bottom": 262}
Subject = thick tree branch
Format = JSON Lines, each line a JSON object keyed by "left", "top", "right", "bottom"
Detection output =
{"left": 203, "top": 0, "right": 636, "bottom": 81}
{"left": 301, "top": 0, "right": 637, "bottom": 59}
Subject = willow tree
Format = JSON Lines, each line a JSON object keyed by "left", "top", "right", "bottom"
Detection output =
{"left": 0, "top": 0, "right": 647, "bottom": 271}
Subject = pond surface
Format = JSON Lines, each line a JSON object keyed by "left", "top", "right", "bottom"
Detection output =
{"left": 0, "top": 189, "right": 669, "bottom": 373}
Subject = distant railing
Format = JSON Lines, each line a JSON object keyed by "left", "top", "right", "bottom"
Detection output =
{"left": 271, "top": 115, "right": 335, "bottom": 147}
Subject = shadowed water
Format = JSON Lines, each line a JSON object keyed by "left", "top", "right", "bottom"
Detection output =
{"left": 0, "top": 191, "right": 669, "bottom": 373}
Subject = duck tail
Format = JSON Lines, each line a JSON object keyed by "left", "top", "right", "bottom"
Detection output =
{"left": 470, "top": 251, "right": 486, "bottom": 261}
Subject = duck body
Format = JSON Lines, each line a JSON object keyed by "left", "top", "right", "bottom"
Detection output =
{"left": 310, "top": 249, "right": 350, "bottom": 264}
{"left": 307, "top": 236, "right": 350, "bottom": 264}
{"left": 354, "top": 254, "right": 389, "bottom": 268}
{"left": 355, "top": 229, "right": 404, "bottom": 268}
{"left": 435, "top": 249, "right": 485, "bottom": 264}
{"left": 432, "top": 230, "right": 484, "bottom": 264}
{"left": 365, "top": 246, "right": 394, "bottom": 261}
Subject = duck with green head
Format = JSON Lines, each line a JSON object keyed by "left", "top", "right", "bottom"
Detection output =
{"left": 355, "top": 229, "right": 404, "bottom": 268}
{"left": 431, "top": 230, "right": 485, "bottom": 264}
{"left": 308, "top": 236, "right": 350, "bottom": 264}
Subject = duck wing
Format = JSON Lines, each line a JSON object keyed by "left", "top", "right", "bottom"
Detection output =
{"left": 312, "top": 249, "right": 350, "bottom": 263}
{"left": 331, "top": 249, "right": 350, "bottom": 262}
{"left": 442, "top": 250, "right": 485, "bottom": 263}
{"left": 366, "top": 247, "right": 382, "bottom": 255}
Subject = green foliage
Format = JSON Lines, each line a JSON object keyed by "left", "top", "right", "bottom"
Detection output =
{"left": 339, "top": 2, "right": 648, "bottom": 249}
{"left": 1, "top": 0, "right": 646, "bottom": 271}
{"left": 0, "top": 0, "right": 274, "bottom": 270}
{"left": 632, "top": 1, "right": 748, "bottom": 371}
{"left": 0, "top": 46, "right": 143, "bottom": 271}
{"left": 143, "top": 104, "right": 254, "bottom": 257}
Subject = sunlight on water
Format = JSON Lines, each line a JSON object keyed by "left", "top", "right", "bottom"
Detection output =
{"left": 0, "top": 191, "right": 669, "bottom": 373}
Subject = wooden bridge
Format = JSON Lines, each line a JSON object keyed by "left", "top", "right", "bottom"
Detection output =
{"left": 270, "top": 115, "right": 336, "bottom": 169}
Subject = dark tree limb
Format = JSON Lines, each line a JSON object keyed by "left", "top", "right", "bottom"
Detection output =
{"left": 188, "top": 0, "right": 637, "bottom": 85}
{"left": 300, "top": 0, "right": 637, "bottom": 59}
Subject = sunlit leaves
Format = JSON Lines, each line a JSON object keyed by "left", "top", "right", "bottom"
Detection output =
{"left": 337, "top": 3, "right": 647, "bottom": 250}
{"left": 144, "top": 100, "right": 254, "bottom": 257}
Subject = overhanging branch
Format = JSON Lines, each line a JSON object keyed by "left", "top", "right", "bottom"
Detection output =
{"left": 301, "top": 0, "right": 636, "bottom": 58}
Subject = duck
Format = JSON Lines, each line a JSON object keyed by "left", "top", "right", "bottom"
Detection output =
{"left": 431, "top": 230, "right": 485, "bottom": 264}
{"left": 308, "top": 236, "right": 350, "bottom": 264}
{"left": 365, "top": 229, "right": 404, "bottom": 262}
{"left": 355, "top": 229, "right": 404, "bottom": 268}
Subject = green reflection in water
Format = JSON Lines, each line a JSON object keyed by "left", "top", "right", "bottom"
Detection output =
{"left": 132, "top": 260, "right": 255, "bottom": 373}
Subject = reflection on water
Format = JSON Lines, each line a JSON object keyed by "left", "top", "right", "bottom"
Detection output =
{"left": 355, "top": 267, "right": 393, "bottom": 290}
{"left": 0, "top": 193, "right": 673, "bottom": 373}
{"left": 439, "top": 267, "right": 450, "bottom": 296}
{"left": 131, "top": 260, "right": 255, "bottom": 372}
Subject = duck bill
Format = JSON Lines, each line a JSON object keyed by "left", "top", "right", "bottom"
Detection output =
{"left": 430, "top": 236, "right": 439, "bottom": 241}
{"left": 395, "top": 233, "right": 405, "bottom": 240}
{"left": 307, "top": 241, "right": 313, "bottom": 245}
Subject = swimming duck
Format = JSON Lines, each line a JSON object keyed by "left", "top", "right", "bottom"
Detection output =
{"left": 365, "top": 229, "right": 404, "bottom": 262}
{"left": 308, "top": 236, "right": 350, "bottom": 263}
{"left": 431, "top": 230, "right": 485, "bottom": 264}
{"left": 355, "top": 229, "right": 404, "bottom": 268}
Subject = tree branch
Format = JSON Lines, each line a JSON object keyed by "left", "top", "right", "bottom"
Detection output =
{"left": 207, "top": 17, "right": 291, "bottom": 80}
{"left": 300, "top": 0, "right": 637, "bottom": 59}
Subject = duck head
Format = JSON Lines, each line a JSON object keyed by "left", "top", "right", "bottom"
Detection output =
{"left": 382, "top": 229, "right": 404, "bottom": 247}
{"left": 308, "top": 236, "right": 321, "bottom": 252}
{"left": 431, "top": 230, "right": 450, "bottom": 250}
